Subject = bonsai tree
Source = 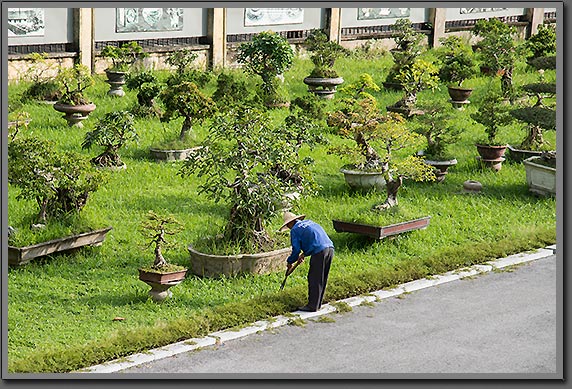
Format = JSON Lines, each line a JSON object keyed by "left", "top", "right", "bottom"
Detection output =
{"left": 160, "top": 81, "right": 217, "bottom": 142}
{"left": 327, "top": 74, "right": 435, "bottom": 208}
{"left": 212, "top": 71, "right": 255, "bottom": 112}
{"left": 22, "top": 52, "right": 62, "bottom": 102}
{"left": 304, "top": 29, "right": 347, "bottom": 78}
{"left": 55, "top": 64, "right": 94, "bottom": 106}
{"left": 384, "top": 18, "right": 424, "bottom": 86}
{"left": 179, "top": 107, "right": 312, "bottom": 252}
{"left": 471, "top": 88, "right": 514, "bottom": 146}
{"left": 437, "top": 36, "right": 477, "bottom": 88}
{"left": 8, "top": 134, "right": 103, "bottom": 223}
{"left": 389, "top": 58, "right": 439, "bottom": 115}
{"left": 125, "top": 70, "right": 163, "bottom": 117}
{"left": 236, "top": 31, "right": 294, "bottom": 107}
{"left": 524, "top": 23, "right": 556, "bottom": 65}
{"left": 82, "top": 110, "right": 139, "bottom": 168}
{"left": 139, "top": 211, "right": 184, "bottom": 270}
{"left": 410, "top": 102, "right": 462, "bottom": 161}
{"left": 165, "top": 48, "right": 213, "bottom": 88}
{"left": 100, "top": 41, "right": 147, "bottom": 73}
{"left": 472, "top": 18, "right": 521, "bottom": 101}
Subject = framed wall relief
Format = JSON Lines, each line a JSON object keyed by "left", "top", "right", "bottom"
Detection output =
{"left": 460, "top": 8, "right": 508, "bottom": 14}
{"left": 116, "top": 8, "right": 184, "bottom": 33}
{"left": 244, "top": 8, "right": 304, "bottom": 26}
{"left": 7, "top": 8, "right": 45, "bottom": 37}
{"left": 357, "top": 8, "right": 411, "bottom": 20}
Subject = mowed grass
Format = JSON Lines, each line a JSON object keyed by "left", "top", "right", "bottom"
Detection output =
{"left": 6, "top": 49, "right": 556, "bottom": 373}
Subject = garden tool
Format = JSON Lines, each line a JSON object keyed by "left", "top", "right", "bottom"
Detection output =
{"left": 279, "top": 255, "right": 303, "bottom": 291}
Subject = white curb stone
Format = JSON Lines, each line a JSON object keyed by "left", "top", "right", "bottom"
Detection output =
{"left": 78, "top": 246, "right": 555, "bottom": 374}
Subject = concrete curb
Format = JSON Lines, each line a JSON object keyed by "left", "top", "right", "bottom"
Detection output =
{"left": 77, "top": 246, "right": 556, "bottom": 374}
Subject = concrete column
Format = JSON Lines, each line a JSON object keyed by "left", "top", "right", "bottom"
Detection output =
{"left": 429, "top": 8, "right": 447, "bottom": 48}
{"left": 327, "top": 8, "right": 342, "bottom": 43}
{"left": 74, "top": 8, "right": 94, "bottom": 72}
{"left": 527, "top": 8, "right": 545, "bottom": 37}
{"left": 208, "top": 8, "right": 226, "bottom": 69}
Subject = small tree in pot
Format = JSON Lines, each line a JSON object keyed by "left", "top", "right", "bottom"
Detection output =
{"left": 82, "top": 110, "right": 139, "bottom": 169}
{"left": 236, "top": 31, "right": 294, "bottom": 108}
{"left": 523, "top": 23, "right": 556, "bottom": 66}
{"left": 100, "top": 41, "right": 147, "bottom": 96}
{"left": 165, "top": 48, "right": 213, "bottom": 88}
{"left": 138, "top": 211, "right": 187, "bottom": 302}
{"left": 302, "top": 29, "right": 348, "bottom": 98}
{"left": 125, "top": 70, "right": 163, "bottom": 117}
{"left": 436, "top": 36, "right": 478, "bottom": 106}
{"left": 22, "top": 52, "right": 62, "bottom": 102}
{"left": 53, "top": 64, "right": 96, "bottom": 127}
{"left": 384, "top": 18, "right": 424, "bottom": 90}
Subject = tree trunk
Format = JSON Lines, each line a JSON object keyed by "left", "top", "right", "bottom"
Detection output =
{"left": 374, "top": 175, "right": 403, "bottom": 210}
{"left": 354, "top": 131, "right": 380, "bottom": 166}
{"left": 153, "top": 245, "right": 167, "bottom": 268}
{"left": 179, "top": 117, "right": 193, "bottom": 140}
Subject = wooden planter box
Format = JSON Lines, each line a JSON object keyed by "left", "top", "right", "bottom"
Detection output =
{"left": 332, "top": 217, "right": 430, "bottom": 239}
{"left": 188, "top": 246, "right": 291, "bottom": 278}
{"left": 8, "top": 227, "right": 113, "bottom": 266}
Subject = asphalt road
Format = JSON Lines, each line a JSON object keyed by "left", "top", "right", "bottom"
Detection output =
{"left": 119, "top": 254, "right": 558, "bottom": 376}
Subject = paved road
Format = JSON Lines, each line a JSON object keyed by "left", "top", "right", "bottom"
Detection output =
{"left": 120, "top": 255, "right": 558, "bottom": 376}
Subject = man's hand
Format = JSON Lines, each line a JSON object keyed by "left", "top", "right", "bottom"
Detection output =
{"left": 297, "top": 255, "right": 304, "bottom": 264}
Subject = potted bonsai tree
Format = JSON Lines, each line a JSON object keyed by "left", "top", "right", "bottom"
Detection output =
{"left": 8, "top": 131, "right": 110, "bottom": 266}
{"left": 211, "top": 71, "right": 255, "bottom": 112}
{"left": 100, "top": 41, "right": 147, "bottom": 96}
{"left": 327, "top": 73, "right": 435, "bottom": 206}
{"left": 472, "top": 18, "right": 521, "bottom": 102}
{"left": 386, "top": 58, "right": 439, "bottom": 117}
{"left": 236, "top": 31, "right": 294, "bottom": 108}
{"left": 165, "top": 48, "right": 213, "bottom": 88}
{"left": 410, "top": 101, "right": 462, "bottom": 182}
{"left": 470, "top": 87, "right": 514, "bottom": 171}
{"left": 302, "top": 29, "right": 348, "bottom": 99}
{"left": 383, "top": 18, "right": 424, "bottom": 90}
{"left": 436, "top": 36, "right": 478, "bottom": 108}
{"left": 53, "top": 64, "right": 96, "bottom": 127}
{"left": 153, "top": 81, "right": 217, "bottom": 161}
{"left": 22, "top": 52, "right": 62, "bottom": 103}
{"left": 523, "top": 23, "right": 556, "bottom": 66}
{"left": 82, "top": 110, "right": 139, "bottom": 169}
{"left": 179, "top": 107, "right": 313, "bottom": 278}
{"left": 124, "top": 70, "right": 163, "bottom": 118}
{"left": 138, "top": 211, "right": 187, "bottom": 302}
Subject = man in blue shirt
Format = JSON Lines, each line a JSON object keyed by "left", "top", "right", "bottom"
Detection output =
{"left": 280, "top": 211, "right": 334, "bottom": 312}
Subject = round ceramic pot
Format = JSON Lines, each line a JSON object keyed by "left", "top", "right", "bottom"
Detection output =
{"left": 339, "top": 167, "right": 386, "bottom": 192}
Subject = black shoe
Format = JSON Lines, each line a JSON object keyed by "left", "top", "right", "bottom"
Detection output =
{"left": 297, "top": 305, "right": 317, "bottom": 312}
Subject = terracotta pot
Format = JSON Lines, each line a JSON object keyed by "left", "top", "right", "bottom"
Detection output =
{"left": 138, "top": 268, "right": 187, "bottom": 302}
{"left": 447, "top": 86, "right": 473, "bottom": 102}
{"left": 475, "top": 144, "right": 507, "bottom": 161}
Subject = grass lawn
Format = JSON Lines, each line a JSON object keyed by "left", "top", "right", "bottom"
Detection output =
{"left": 6, "top": 50, "right": 556, "bottom": 373}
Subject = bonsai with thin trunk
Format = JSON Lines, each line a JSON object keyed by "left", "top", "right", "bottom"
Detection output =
{"left": 82, "top": 111, "right": 139, "bottom": 168}
{"left": 165, "top": 48, "right": 213, "bottom": 88}
{"left": 125, "top": 70, "right": 163, "bottom": 117}
{"left": 160, "top": 81, "right": 217, "bottom": 142}
{"left": 139, "top": 211, "right": 184, "bottom": 270}
{"left": 236, "top": 31, "right": 294, "bottom": 107}
{"left": 327, "top": 75, "right": 435, "bottom": 209}
{"left": 389, "top": 59, "right": 439, "bottom": 114}
{"left": 384, "top": 18, "right": 424, "bottom": 87}
{"left": 55, "top": 64, "right": 94, "bottom": 106}
{"left": 100, "top": 41, "right": 146, "bottom": 73}
{"left": 410, "top": 102, "right": 461, "bottom": 161}
{"left": 22, "top": 52, "right": 62, "bottom": 102}
{"left": 471, "top": 88, "right": 514, "bottom": 147}
{"left": 437, "top": 36, "right": 477, "bottom": 88}
{"left": 304, "top": 29, "right": 347, "bottom": 78}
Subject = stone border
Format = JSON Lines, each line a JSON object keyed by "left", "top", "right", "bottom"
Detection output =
{"left": 76, "top": 245, "right": 556, "bottom": 374}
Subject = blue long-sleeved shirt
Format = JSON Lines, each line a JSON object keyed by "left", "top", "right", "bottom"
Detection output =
{"left": 286, "top": 219, "right": 334, "bottom": 264}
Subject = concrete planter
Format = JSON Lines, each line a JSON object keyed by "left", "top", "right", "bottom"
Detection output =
{"left": 149, "top": 147, "right": 200, "bottom": 162}
{"left": 8, "top": 227, "right": 112, "bottom": 266}
{"left": 523, "top": 156, "right": 556, "bottom": 196}
{"left": 53, "top": 103, "right": 96, "bottom": 128}
{"left": 105, "top": 70, "right": 127, "bottom": 97}
{"left": 340, "top": 167, "right": 386, "bottom": 192}
{"left": 424, "top": 159, "right": 457, "bottom": 183}
{"left": 332, "top": 217, "right": 431, "bottom": 240}
{"left": 303, "top": 76, "right": 344, "bottom": 99}
{"left": 188, "top": 245, "right": 291, "bottom": 278}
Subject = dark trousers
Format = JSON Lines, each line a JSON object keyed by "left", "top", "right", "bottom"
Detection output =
{"left": 307, "top": 247, "right": 334, "bottom": 310}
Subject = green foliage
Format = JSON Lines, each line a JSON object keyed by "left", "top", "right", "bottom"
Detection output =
{"left": 237, "top": 31, "right": 294, "bottom": 104}
{"left": 140, "top": 211, "right": 184, "bottom": 268}
{"left": 437, "top": 36, "right": 477, "bottom": 86}
{"left": 289, "top": 94, "right": 327, "bottom": 120}
{"left": 470, "top": 88, "right": 513, "bottom": 145}
{"left": 160, "top": 81, "right": 217, "bottom": 140}
{"left": 125, "top": 71, "right": 162, "bottom": 116}
{"left": 100, "top": 41, "right": 147, "bottom": 72}
{"left": 394, "top": 59, "right": 439, "bottom": 108}
{"left": 528, "top": 56, "right": 556, "bottom": 71}
{"left": 21, "top": 52, "right": 62, "bottom": 101}
{"left": 304, "top": 29, "right": 348, "bottom": 78}
{"left": 410, "top": 102, "right": 462, "bottom": 160}
{"left": 165, "top": 48, "right": 198, "bottom": 73}
{"left": 8, "top": 135, "right": 104, "bottom": 223}
{"left": 179, "top": 108, "right": 311, "bottom": 252}
{"left": 385, "top": 19, "right": 425, "bottom": 84}
{"left": 55, "top": 64, "right": 94, "bottom": 105}
{"left": 524, "top": 24, "right": 556, "bottom": 61}
{"left": 212, "top": 71, "right": 254, "bottom": 111}
{"left": 82, "top": 111, "right": 139, "bottom": 167}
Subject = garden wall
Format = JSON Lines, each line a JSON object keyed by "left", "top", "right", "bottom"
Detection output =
{"left": 6, "top": 7, "right": 557, "bottom": 81}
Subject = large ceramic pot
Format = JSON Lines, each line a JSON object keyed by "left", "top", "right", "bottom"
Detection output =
{"left": 53, "top": 103, "right": 96, "bottom": 128}
{"left": 303, "top": 77, "right": 344, "bottom": 99}
{"left": 475, "top": 144, "right": 507, "bottom": 160}
{"left": 339, "top": 166, "right": 386, "bottom": 192}
{"left": 105, "top": 70, "right": 127, "bottom": 97}
{"left": 447, "top": 86, "right": 473, "bottom": 102}
{"left": 188, "top": 246, "right": 291, "bottom": 278}
{"left": 523, "top": 156, "right": 556, "bottom": 196}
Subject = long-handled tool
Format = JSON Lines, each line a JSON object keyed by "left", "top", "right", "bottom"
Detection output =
{"left": 279, "top": 255, "right": 304, "bottom": 291}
